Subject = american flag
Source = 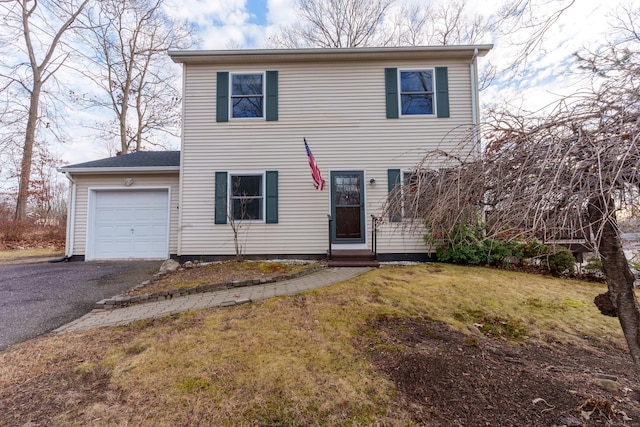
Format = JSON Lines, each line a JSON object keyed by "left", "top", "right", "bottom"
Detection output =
{"left": 304, "top": 138, "right": 324, "bottom": 190}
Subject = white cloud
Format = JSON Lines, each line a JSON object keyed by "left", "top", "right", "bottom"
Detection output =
{"left": 267, "top": 0, "right": 297, "bottom": 27}
{"left": 165, "top": 0, "right": 249, "bottom": 27}
{"left": 199, "top": 23, "right": 267, "bottom": 49}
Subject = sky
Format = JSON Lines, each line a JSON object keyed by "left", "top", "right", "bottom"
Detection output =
{"left": 47, "top": 0, "right": 628, "bottom": 166}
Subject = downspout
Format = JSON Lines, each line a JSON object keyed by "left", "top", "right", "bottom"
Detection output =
{"left": 176, "top": 62, "right": 187, "bottom": 260}
{"left": 469, "top": 48, "right": 488, "bottom": 227}
{"left": 64, "top": 172, "right": 77, "bottom": 259}
{"left": 470, "top": 48, "right": 480, "bottom": 157}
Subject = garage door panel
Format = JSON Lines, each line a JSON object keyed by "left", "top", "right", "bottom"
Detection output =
{"left": 95, "top": 208, "right": 117, "bottom": 222}
{"left": 115, "top": 225, "right": 135, "bottom": 237}
{"left": 95, "top": 225, "right": 116, "bottom": 238}
{"left": 115, "top": 209, "right": 135, "bottom": 221}
{"left": 132, "top": 225, "right": 151, "bottom": 238}
{"left": 89, "top": 190, "right": 169, "bottom": 260}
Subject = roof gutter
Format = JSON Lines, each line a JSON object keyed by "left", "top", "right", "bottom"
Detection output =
{"left": 169, "top": 44, "right": 493, "bottom": 64}
{"left": 57, "top": 166, "right": 180, "bottom": 174}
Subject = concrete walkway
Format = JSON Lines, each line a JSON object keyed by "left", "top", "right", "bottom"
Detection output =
{"left": 54, "top": 267, "right": 371, "bottom": 333}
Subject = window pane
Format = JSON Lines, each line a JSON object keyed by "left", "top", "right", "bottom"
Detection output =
{"left": 334, "top": 175, "right": 360, "bottom": 206}
{"left": 401, "top": 94, "right": 433, "bottom": 115}
{"left": 233, "top": 198, "right": 263, "bottom": 220}
{"left": 232, "top": 97, "right": 263, "bottom": 118}
{"left": 232, "top": 74, "right": 263, "bottom": 96}
{"left": 232, "top": 175, "right": 262, "bottom": 197}
{"left": 400, "top": 71, "right": 432, "bottom": 93}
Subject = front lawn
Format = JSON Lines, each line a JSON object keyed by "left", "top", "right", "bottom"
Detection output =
{"left": 1, "top": 264, "right": 637, "bottom": 426}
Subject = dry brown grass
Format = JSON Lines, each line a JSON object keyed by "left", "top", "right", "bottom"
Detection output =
{"left": 0, "top": 246, "right": 64, "bottom": 260}
{"left": 0, "top": 264, "right": 626, "bottom": 426}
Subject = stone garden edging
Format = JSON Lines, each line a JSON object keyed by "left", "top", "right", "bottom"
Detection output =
{"left": 93, "top": 263, "right": 326, "bottom": 310}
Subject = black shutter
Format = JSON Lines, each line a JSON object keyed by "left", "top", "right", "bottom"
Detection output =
{"left": 265, "top": 171, "right": 278, "bottom": 223}
{"left": 435, "top": 67, "right": 449, "bottom": 118}
{"left": 216, "top": 72, "right": 229, "bottom": 122}
{"left": 265, "top": 71, "right": 278, "bottom": 121}
{"left": 214, "top": 171, "right": 228, "bottom": 224}
{"left": 385, "top": 68, "right": 399, "bottom": 119}
{"left": 387, "top": 169, "right": 401, "bottom": 222}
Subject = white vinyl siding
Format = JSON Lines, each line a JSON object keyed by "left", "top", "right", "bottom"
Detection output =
{"left": 179, "top": 58, "right": 475, "bottom": 256}
{"left": 68, "top": 174, "right": 179, "bottom": 258}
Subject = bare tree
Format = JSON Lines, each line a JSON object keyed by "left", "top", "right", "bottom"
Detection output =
{"left": 268, "top": 0, "right": 394, "bottom": 48}
{"left": 78, "top": 0, "right": 194, "bottom": 154}
{"left": 0, "top": 0, "right": 89, "bottom": 221}
{"left": 387, "top": 6, "right": 640, "bottom": 370}
{"left": 382, "top": 0, "right": 492, "bottom": 46}
{"left": 269, "top": 0, "right": 574, "bottom": 87}
{"left": 28, "top": 144, "right": 67, "bottom": 227}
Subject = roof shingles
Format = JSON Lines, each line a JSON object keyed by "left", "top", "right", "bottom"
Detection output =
{"left": 62, "top": 151, "right": 180, "bottom": 169}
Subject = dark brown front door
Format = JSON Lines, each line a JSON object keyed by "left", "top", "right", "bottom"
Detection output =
{"left": 330, "top": 171, "right": 365, "bottom": 243}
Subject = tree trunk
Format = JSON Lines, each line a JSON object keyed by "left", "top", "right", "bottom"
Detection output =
{"left": 14, "top": 82, "right": 42, "bottom": 221}
{"left": 589, "top": 195, "right": 640, "bottom": 372}
{"left": 119, "top": 102, "right": 129, "bottom": 154}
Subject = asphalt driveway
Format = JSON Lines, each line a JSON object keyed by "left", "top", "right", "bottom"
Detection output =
{"left": 0, "top": 258, "right": 162, "bottom": 351}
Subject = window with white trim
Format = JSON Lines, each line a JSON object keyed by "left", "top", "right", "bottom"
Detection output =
{"left": 231, "top": 73, "right": 264, "bottom": 118}
{"left": 230, "top": 173, "right": 264, "bottom": 220}
{"left": 400, "top": 69, "right": 434, "bottom": 116}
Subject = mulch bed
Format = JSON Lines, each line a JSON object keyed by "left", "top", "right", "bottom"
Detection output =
{"left": 365, "top": 317, "right": 640, "bottom": 426}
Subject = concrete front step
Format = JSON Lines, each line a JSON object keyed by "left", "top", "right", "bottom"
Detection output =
{"left": 328, "top": 249, "right": 379, "bottom": 267}
{"left": 328, "top": 260, "right": 380, "bottom": 267}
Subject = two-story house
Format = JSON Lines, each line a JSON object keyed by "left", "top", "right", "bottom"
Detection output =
{"left": 60, "top": 45, "right": 491, "bottom": 263}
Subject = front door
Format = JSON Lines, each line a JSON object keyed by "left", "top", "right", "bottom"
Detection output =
{"left": 330, "top": 171, "right": 365, "bottom": 243}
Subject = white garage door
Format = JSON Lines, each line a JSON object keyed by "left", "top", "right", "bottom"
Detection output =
{"left": 89, "top": 189, "right": 169, "bottom": 260}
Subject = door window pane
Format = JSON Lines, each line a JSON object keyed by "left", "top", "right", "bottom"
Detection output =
{"left": 334, "top": 175, "right": 361, "bottom": 206}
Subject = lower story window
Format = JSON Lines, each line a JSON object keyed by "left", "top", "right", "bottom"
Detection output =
{"left": 231, "top": 174, "right": 263, "bottom": 220}
{"left": 403, "top": 170, "right": 439, "bottom": 218}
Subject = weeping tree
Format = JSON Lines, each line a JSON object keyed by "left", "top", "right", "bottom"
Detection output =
{"left": 387, "top": 6, "right": 640, "bottom": 369}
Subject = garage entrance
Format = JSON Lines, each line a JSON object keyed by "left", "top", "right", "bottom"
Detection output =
{"left": 87, "top": 189, "right": 170, "bottom": 260}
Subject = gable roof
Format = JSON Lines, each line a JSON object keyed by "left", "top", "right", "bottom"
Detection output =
{"left": 59, "top": 151, "right": 180, "bottom": 174}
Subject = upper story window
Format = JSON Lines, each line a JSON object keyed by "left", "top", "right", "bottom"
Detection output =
{"left": 231, "top": 73, "right": 264, "bottom": 118}
{"left": 385, "top": 67, "right": 448, "bottom": 119}
{"left": 400, "top": 70, "right": 434, "bottom": 116}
